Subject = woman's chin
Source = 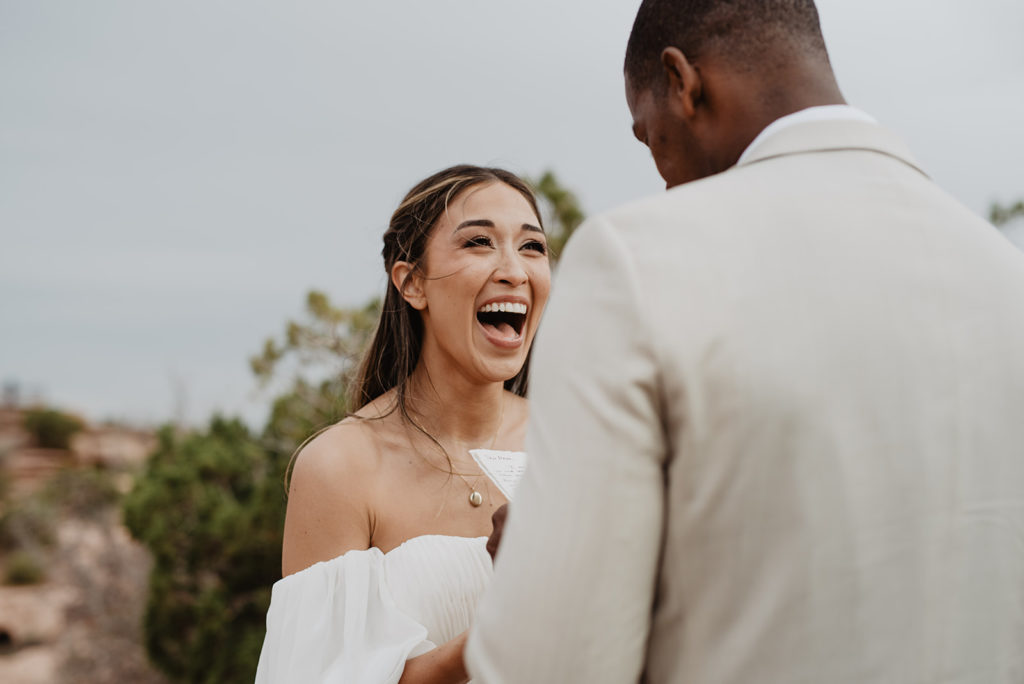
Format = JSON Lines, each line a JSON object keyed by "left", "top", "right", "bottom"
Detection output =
{"left": 469, "top": 324, "right": 533, "bottom": 383}
{"left": 472, "top": 354, "right": 527, "bottom": 386}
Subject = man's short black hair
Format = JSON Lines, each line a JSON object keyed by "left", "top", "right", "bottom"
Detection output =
{"left": 625, "top": 0, "right": 829, "bottom": 89}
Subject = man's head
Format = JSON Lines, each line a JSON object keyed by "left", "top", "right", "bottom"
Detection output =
{"left": 625, "top": 0, "right": 841, "bottom": 188}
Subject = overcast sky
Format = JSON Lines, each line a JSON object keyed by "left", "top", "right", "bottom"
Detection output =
{"left": 2, "top": 0, "right": 1023, "bottom": 427}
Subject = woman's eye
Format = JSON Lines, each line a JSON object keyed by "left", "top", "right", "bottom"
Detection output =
{"left": 464, "top": 236, "right": 492, "bottom": 248}
{"left": 522, "top": 240, "right": 547, "bottom": 255}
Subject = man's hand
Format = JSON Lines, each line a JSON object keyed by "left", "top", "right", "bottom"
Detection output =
{"left": 486, "top": 504, "right": 508, "bottom": 561}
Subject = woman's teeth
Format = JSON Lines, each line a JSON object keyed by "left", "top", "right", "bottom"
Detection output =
{"left": 477, "top": 302, "right": 528, "bottom": 314}
{"left": 476, "top": 301, "right": 528, "bottom": 340}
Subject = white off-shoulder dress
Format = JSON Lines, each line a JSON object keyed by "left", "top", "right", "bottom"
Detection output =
{"left": 255, "top": 534, "right": 493, "bottom": 683}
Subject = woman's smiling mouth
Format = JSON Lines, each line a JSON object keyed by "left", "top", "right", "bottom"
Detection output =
{"left": 476, "top": 299, "right": 528, "bottom": 348}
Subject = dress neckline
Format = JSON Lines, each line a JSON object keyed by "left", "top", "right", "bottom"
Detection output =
{"left": 280, "top": 534, "right": 489, "bottom": 583}
{"left": 381, "top": 533, "right": 488, "bottom": 557}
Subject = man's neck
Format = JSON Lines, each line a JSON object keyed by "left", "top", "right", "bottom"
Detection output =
{"left": 716, "top": 61, "right": 847, "bottom": 169}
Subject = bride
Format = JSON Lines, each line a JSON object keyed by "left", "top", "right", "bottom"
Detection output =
{"left": 256, "top": 165, "right": 552, "bottom": 683}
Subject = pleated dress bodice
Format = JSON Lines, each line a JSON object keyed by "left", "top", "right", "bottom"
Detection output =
{"left": 382, "top": 534, "right": 492, "bottom": 645}
{"left": 256, "top": 534, "right": 493, "bottom": 683}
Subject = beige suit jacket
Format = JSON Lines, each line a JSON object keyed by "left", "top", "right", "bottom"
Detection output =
{"left": 466, "top": 120, "right": 1024, "bottom": 683}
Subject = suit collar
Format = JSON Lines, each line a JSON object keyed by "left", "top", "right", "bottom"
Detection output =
{"left": 735, "top": 119, "right": 929, "bottom": 179}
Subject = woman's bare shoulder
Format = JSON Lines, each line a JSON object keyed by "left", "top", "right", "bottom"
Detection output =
{"left": 282, "top": 415, "right": 392, "bottom": 575}
{"left": 290, "top": 418, "right": 379, "bottom": 486}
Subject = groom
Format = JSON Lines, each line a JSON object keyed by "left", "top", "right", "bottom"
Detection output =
{"left": 467, "top": 1, "right": 1024, "bottom": 682}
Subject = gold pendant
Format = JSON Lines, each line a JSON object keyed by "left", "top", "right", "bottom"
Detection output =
{"left": 468, "top": 490, "right": 484, "bottom": 507}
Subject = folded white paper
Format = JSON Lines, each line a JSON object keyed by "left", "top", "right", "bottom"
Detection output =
{"left": 469, "top": 449, "right": 527, "bottom": 501}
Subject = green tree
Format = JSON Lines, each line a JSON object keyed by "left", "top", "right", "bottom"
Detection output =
{"left": 123, "top": 418, "right": 286, "bottom": 683}
{"left": 990, "top": 199, "right": 1024, "bottom": 228}
{"left": 530, "top": 169, "right": 586, "bottom": 262}
{"left": 250, "top": 291, "right": 380, "bottom": 387}
{"left": 251, "top": 292, "right": 381, "bottom": 453}
{"left": 23, "top": 408, "right": 84, "bottom": 449}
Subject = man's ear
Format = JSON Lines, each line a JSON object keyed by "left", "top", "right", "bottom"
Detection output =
{"left": 661, "top": 47, "right": 702, "bottom": 120}
{"left": 391, "top": 261, "right": 427, "bottom": 310}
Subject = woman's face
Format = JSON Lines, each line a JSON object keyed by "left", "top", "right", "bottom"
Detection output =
{"left": 409, "top": 181, "right": 552, "bottom": 386}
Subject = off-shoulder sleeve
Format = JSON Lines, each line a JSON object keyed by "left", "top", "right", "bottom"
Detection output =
{"left": 255, "top": 548, "right": 436, "bottom": 684}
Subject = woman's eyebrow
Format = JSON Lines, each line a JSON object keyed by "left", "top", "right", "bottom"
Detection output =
{"left": 453, "top": 219, "right": 545, "bottom": 234}
{"left": 453, "top": 219, "right": 494, "bottom": 234}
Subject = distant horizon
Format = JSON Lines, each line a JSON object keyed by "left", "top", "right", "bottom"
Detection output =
{"left": 7, "top": 220, "right": 1023, "bottom": 433}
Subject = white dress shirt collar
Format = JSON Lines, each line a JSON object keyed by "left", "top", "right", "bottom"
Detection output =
{"left": 737, "top": 105, "right": 877, "bottom": 165}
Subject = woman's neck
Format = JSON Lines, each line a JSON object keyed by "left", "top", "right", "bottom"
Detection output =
{"left": 403, "top": 360, "right": 506, "bottom": 451}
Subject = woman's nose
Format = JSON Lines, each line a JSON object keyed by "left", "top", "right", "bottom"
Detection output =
{"left": 492, "top": 248, "right": 528, "bottom": 287}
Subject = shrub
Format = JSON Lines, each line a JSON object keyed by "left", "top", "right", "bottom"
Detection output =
{"left": 4, "top": 550, "right": 46, "bottom": 585}
{"left": 23, "top": 408, "right": 85, "bottom": 450}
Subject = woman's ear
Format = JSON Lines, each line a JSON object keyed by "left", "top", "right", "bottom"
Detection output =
{"left": 391, "top": 261, "right": 427, "bottom": 310}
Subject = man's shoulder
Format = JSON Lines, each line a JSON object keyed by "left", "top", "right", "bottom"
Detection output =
{"left": 600, "top": 165, "right": 775, "bottom": 229}
{"left": 557, "top": 175, "right": 751, "bottom": 289}
{"left": 580, "top": 169, "right": 762, "bottom": 250}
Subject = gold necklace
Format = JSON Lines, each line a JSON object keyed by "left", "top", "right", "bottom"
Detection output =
{"left": 455, "top": 396, "right": 504, "bottom": 507}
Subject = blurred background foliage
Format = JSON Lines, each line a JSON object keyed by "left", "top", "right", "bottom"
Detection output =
{"left": 533, "top": 170, "right": 585, "bottom": 259}
{"left": 122, "top": 419, "right": 279, "bottom": 682}
{"left": 990, "top": 199, "right": 1024, "bottom": 229}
